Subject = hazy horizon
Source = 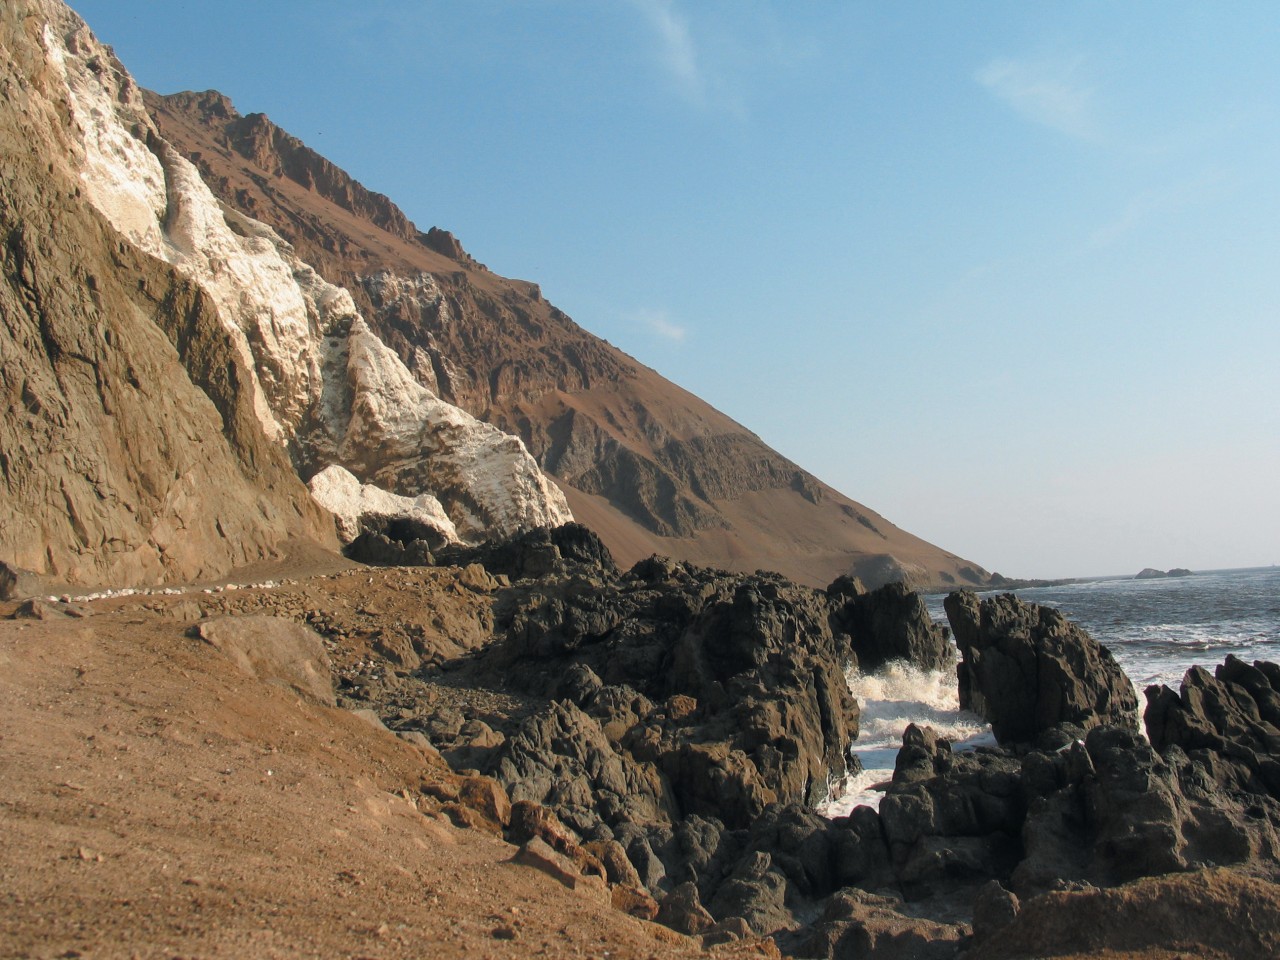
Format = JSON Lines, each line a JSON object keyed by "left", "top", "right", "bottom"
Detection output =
{"left": 72, "top": 1, "right": 1280, "bottom": 580}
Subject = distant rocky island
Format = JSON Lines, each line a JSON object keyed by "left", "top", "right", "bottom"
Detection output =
{"left": 983, "top": 573, "right": 1083, "bottom": 591}
{"left": 1135, "top": 567, "right": 1194, "bottom": 580}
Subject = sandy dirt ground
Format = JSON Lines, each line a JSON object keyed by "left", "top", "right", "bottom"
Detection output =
{"left": 0, "top": 560, "right": 776, "bottom": 960}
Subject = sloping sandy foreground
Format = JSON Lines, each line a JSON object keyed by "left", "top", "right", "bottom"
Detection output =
{"left": 5, "top": 561, "right": 1279, "bottom": 960}
{"left": 0, "top": 569, "right": 773, "bottom": 960}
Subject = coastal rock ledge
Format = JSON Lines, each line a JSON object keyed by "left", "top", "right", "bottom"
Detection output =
{"left": 318, "top": 529, "right": 1280, "bottom": 959}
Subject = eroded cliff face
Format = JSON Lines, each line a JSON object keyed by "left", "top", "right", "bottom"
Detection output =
{"left": 0, "top": 0, "right": 572, "bottom": 585}
{"left": 0, "top": 1, "right": 341, "bottom": 586}
{"left": 147, "top": 88, "right": 993, "bottom": 589}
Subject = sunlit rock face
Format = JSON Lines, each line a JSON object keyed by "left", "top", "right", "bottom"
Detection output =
{"left": 37, "top": 0, "right": 571, "bottom": 548}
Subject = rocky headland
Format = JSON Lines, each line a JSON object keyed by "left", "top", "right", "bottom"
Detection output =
{"left": 1135, "top": 567, "right": 1195, "bottom": 580}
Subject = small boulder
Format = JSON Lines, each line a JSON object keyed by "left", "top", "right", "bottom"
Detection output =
{"left": 971, "top": 880, "right": 1020, "bottom": 944}
{"left": 611, "top": 883, "right": 660, "bottom": 920}
{"left": 512, "top": 837, "right": 580, "bottom": 889}
{"left": 0, "top": 561, "right": 48, "bottom": 601}
{"left": 459, "top": 563, "right": 500, "bottom": 593}
{"left": 507, "top": 801, "right": 606, "bottom": 880}
{"left": 656, "top": 881, "right": 717, "bottom": 935}
{"left": 194, "top": 616, "right": 335, "bottom": 705}
{"left": 12, "top": 598, "right": 71, "bottom": 620}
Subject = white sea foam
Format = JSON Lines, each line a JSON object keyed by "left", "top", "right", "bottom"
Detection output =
{"left": 818, "top": 660, "right": 993, "bottom": 817}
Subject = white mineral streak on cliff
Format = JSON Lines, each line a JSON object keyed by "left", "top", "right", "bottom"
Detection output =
{"left": 42, "top": 16, "right": 294, "bottom": 442}
{"left": 307, "top": 465, "right": 458, "bottom": 544}
{"left": 39, "top": 4, "right": 572, "bottom": 543}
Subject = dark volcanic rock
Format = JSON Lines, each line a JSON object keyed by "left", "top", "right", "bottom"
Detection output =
{"left": 878, "top": 726, "right": 1025, "bottom": 896}
{"left": 487, "top": 699, "right": 671, "bottom": 834}
{"left": 861, "top": 695, "right": 1280, "bottom": 909}
{"left": 1013, "top": 721, "right": 1280, "bottom": 895}
{"left": 706, "top": 850, "right": 796, "bottom": 937}
{"left": 655, "top": 881, "right": 717, "bottom": 935}
{"left": 332, "top": 536, "right": 1280, "bottom": 955}
{"left": 473, "top": 561, "right": 862, "bottom": 833}
{"left": 831, "top": 580, "right": 953, "bottom": 673}
{"left": 343, "top": 530, "right": 434, "bottom": 566}
{"left": 969, "top": 869, "right": 1280, "bottom": 960}
{"left": 944, "top": 590, "right": 1139, "bottom": 744}
{"left": 970, "top": 880, "right": 1019, "bottom": 946}
{"left": 795, "top": 888, "right": 967, "bottom": 960}
{"left": 437, "top": 523, "right": 617, "bottom": 581}
{"left": 1145, "top": 656, "right": 1280, "bottom": 798}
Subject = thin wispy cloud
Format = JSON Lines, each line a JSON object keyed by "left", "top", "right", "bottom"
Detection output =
{"left": 629, "top": 307, "right": 688, "bottom": 343}
{"left": 628, "top": 0, "right": 783, "bottom": 115}
{"left": 631, "top": 0, "right": 706, "bottom": 104}
{"left": 975, "top": 54, "right": 1097, "bottom": 140}
{"left": 1087, "top": 171, "right": 1225, "bottom": 249}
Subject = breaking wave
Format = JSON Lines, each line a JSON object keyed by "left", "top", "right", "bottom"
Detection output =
{"left": 817, "top": 660, "right": 992, "bottom": 817}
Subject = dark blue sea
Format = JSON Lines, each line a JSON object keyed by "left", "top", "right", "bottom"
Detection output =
{"left": 820, "top": 565, "right": 1280, "bottom": 815}
{"left": 964, "top": 565, "right": 1280, "bottom": 691}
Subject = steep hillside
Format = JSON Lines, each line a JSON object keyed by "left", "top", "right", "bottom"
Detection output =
{"left": 0, "top": 2, "right": 336, "bottom": 586}
{"left": 147, "top": 90, "right": 992, "bottom": 590}
{"left": 1, "top": 1, "right": 574, "bottom": 587}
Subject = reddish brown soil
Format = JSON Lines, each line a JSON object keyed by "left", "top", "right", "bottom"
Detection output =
{"left": 0, "top": 560, "right": 776, "bottom": 960}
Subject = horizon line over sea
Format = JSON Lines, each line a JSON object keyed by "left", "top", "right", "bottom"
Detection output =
{"left": 962, "top": 562, "right": 1280, "bottom": 592}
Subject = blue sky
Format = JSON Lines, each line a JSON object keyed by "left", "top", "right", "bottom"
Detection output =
{"left": 73, "top": 1, "right": 1279, "bottom": 578}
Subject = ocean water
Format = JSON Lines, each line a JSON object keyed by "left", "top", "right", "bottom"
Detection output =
{"left": 818, "top": 565, "right": 1280, "bottom": 816}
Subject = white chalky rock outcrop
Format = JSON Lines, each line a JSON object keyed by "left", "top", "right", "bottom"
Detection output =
{"left": 38, "top": 3, "right": 572, "bottom": 545}
{"left": 306, "top": 465, "right": 457, "bottom": 545}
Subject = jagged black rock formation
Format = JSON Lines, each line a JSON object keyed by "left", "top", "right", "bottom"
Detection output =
{"left": 1145, "top": 655, "right": 1280, "bottom": 798}
{"left": 829, "top": 578, "right": 953, "bottom": 673}
{"left": 340, "top": 531, "right": 1280, "bottom": 956}
{"left": 343, "top": 531, "right": 434, "bottom": 567}
{"left": 464, "top": 546, "right": 862, "bottom": 830}
{"left": 436, "top": 522, "right": 619, "bottom": 580}
{"left": 944, "top": 590, "right": 1139, "bottom": 744}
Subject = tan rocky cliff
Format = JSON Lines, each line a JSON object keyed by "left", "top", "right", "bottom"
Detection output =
{"left": 0, "top": 2, "right": 336, "bottom": 587}
{"left": 1, "top": 1, "right": 577, "bottom": 588}
{"left": 148, "top": 90, "right": 992, "bottom": 590}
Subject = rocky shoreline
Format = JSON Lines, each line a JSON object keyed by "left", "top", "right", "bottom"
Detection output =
{"left": 11, "top": 524, "right": 1279, "bottom": 957}
{"left": 294, "top": 525, "right": 1280, "bottom": 957}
